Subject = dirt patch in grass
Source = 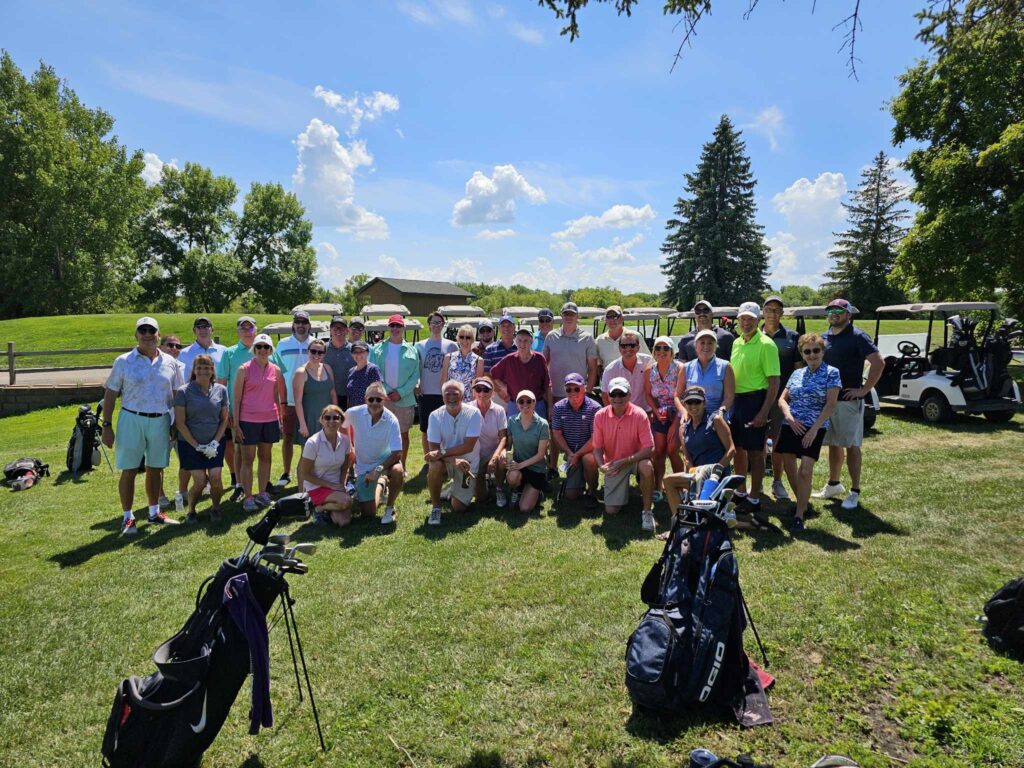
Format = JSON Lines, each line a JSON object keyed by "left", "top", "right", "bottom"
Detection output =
{"left": 876, "top": 433, "right": 1008, "bottom": 454}
{"left": 859, "top": 694, "right": 918, "bottom": 764}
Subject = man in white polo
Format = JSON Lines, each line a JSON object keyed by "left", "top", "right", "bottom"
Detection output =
{"left": 600, "top": 329, "right": 651, "bottom": 410}
{"left": 101, "top": 317, "right": 183, "bottom": 535}
{"left": 179, "top": 316, "right": 227, "bottom": 381}
{"left": 425, "top": 379, "right": 482, "bottom": 526}
{"left": 346, "top": 381, "right": 405, "bottom": 524}
{"left": 596, "top": 305, "right": 650, "bottom": 371}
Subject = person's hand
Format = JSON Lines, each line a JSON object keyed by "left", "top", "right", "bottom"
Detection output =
{"left": 487, "top": 458, "right": 497, "bottom": 474}
{"left": 455, "top": 459, "right": 471, "bottom": 474}
{"left": 801, "top": 425, "right": 819, "bottom": 448}
{"left": 388, "top": 391, "right": 400, "bottom": 402}
{"left": 424, "top": 450, "right": 440, "bottom": 463}
{"left": 101, "top": 425, "right": 114, "bottom": 449}
{"left": 844, "top": 387, "right": 869, "bottom": 400}
{"left": 567, "top": 451, "right": 579, "bottom": 467}
{"left": 747, "top": 412, "right": 768, "bottom": 428}
{"left": 789, "top": 420, "right": 808, "bottom": 436}
{"left": 299, "top": 424, "right": 310, "bottom": 439}
{"left": 414, "top": 385, "right": 421, "bottom": 398}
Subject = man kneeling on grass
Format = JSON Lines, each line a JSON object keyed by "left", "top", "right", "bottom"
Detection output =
{"left": 347, "top": 382, "right": 405, "bottom": 525}
{"left": 426, "top": 380, "right": 482, "bottom": 526}
{"left": 298, "top": 404, "right": 355, "bottom": 526}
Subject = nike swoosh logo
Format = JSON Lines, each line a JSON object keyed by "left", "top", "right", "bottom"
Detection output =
{"left": 190, "top": 691, "right": 208, "bottom": 733}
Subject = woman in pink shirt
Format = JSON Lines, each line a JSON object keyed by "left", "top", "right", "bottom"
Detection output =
{"left": 233, "top": 333, "right": 285, "bottom": 513}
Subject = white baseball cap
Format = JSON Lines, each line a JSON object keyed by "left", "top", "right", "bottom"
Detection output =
{"left": 136, "top": 316, "right": 159, "bottom": 332}
{"left": 737, "top": 301, "right": 761, "bottom": 319}
{"left": 607, "top": 376, "right": 631, "bottom": 395}
{"left": 252, "top": 333, "right": 275, "bottom": 349}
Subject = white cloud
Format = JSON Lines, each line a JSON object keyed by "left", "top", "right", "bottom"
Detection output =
{"left": 377, "top": 254, "right": 483, "bottom": 282}
{"left": 451, "top": 164, "right": 546, "bottom": 226}
{"left": 293, "top": 118, "right": 389, "bottom": 240}
{"left": 398, "top": 0, "right": 476, "bottom": 26}
{"left": 476, "top": 228, "right": 517, "bottom": 240}
{"left": 313, "top": 86, "right": 400, "bottom": 135}
{"left": 317, "top": 241, "right": 340, "bottom": 262}
{"left": 397, "top": 1, "right": 436, "bottom": 25}
{"left": 767, "top": 171, "right": 849, "bottom": 287}
{"left": 318, "top": 264, "right": 347, "bottom": 290}
{"left": 509, "top": 21, "right": 543, "bottom": 44}
{"left": 772, "top": 172, "right": 847, "bottom": 231}
{"left": 742, "top": 106, "right": 784, "bottom": 151}
{"left": 553, "top": 203, "right": 656, "bottom": 240}
{"left": 511, "top": 234, "right": 661, "bottom": 292}
{"left": 141, "top": 151, "right": 177, "bottom": 185}
{"left": 395, "top": 127, "right": 405, "bottom": 139}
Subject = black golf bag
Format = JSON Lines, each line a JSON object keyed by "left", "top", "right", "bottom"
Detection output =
{"left": 101, "top": 558, "right": 284, "bottom": 768}
{"left": 67, "top": 403, "right": 103, "bottom": 476}
{"left": 3, "top": 457, "right": 50, "bottom": 485}
{"left": 625, "top": 480, "right": 772, "bottom": 725}
{"left": 982, "top": 576, "right": 1024, "bottom": 656}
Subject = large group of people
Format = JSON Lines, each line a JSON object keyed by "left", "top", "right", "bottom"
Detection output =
{"left": 101, "top": 296, "right": 883, "bottom": 536}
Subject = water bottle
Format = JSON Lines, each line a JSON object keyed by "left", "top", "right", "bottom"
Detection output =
{"left": 689, "top": 748, "right": 719, "bottom": 768}
{"left": 174, "top": 493, "right": 185, "bottom": 513}
{"left": 698, "top": 464, "right": 724, "bottom": 500}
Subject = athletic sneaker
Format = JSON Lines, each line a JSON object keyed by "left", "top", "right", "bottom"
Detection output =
{"left": 254, "top": 492, "right": 273, "bottom": 508}
{"left": 788, "top": 516, "right": 805, "bottom": 533}
{"left": 813, "top": 482, "right": 847, "bottom": 500}
{"left": 229, "top": 485, "right": 245, "bottom": 503}
{"left": 510, "top": 491, "right": 520, "bottom": 508}
{"left": 210, "top": 507, "right": 222, "bottom": 523}
{"left": 381, "top": 507, "right": 396, "bottom": 525}
{"left": 495, "top": 489, "right": 508, "bottom": 508}
{"left": 274, "top": 473, "right": 291, "bottom": 490}
{"left": 771, "top": 480, "right": 790, "bottom": 500}
{"left": 158, "top": 495, "right": 173, "bottom": 510}
{"left": 148, "top": 511, "right": 180, "bottom": 526}
{"left": 652, "top": 490, "right": 665, "bottom": 504}
{"left": 641, "top": 510, "right": 656, "bottom": 532}
{"left": 186, "top": 511, "right": 199, "bottom": 525}
{"left": 120, "top": 517, "right": 138, "bottom": 536}
{"left": 428, "top": 507, "right": 442, "bottom": 526}
{"left": 242, "top": 498, "right": 258, "bottom": 513}
{"left": 841, "top": 491, "right": 861, "bottom": 510}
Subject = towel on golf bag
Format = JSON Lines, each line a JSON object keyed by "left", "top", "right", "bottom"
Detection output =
{"left": 101, "top": 558, "right": 284, "bottom": 768}
{"left": 982, "top": 576, "right": 1024, "bottom": 656}
{"left": 626, "top": 517, "right": 771, "bottom": 726}
{"left": 224, "top": 572, "right": 272, "bottom": 733}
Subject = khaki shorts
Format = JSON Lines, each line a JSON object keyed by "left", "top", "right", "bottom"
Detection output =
{"left": 603, "top": 464, "right": 638, "bottom": 507}
{"left": 384, "top": 400, "right": 415, "bottom": 432}
{"left": 447, "top": 462, "right": 475, "bottom": 506}
{"left": 823, "top": 399, "right": 864, "bottom": 448}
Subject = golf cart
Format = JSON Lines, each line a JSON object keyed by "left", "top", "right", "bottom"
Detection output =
{"left": 873, "top": 302, "right": 1022, "bottom": 423}
{"left": 261, "top": 320, "right": 329, "bottom": 340}
{"left": 291, "top": 302, "right": 343, "bottom": 317}
{"left": 619, "top": 307, "right": 675, "bottom": 347}
{"left": 785, "top": 305, "right": 881, "bottom": 431}
{"left": 502, "top": 306, "right": 543, "bottom": 328}
{"left": 436, "top": 304, "right": 486, "bottom": 317}
{"left": 363, "top": 317, "right": 423, "bottom": 345}
{"left": 361, "top": 303, "right": 410, "bottom": 320}
{"left": 442, "top": 316, "right": 495, "bottom": 341}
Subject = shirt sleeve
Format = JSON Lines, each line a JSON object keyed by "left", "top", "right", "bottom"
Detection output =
{"left": 637, "top": 413, "right": 655, "bottom": 451}
{"left": 173, "top": 386, "right": 187, "bottom": 408}
{"left": 426, "top": 413, "right": 441, "bottom": 444}
{"left": 496, "top": 408, "right": 508, "bottom": 430}
{"left": 600, "top": 365, "right": 612, "bottom": 393}
{"left": 763, "top": 339, "right": 781, "bottom": 377}
{"left": 301, "top": 436, "right": 319, "bottom": 461}
{"left": 105, "top": 356, "right": 125, "bottom": 393}
{"left": 592, "top": 411, "right": 606, "bottom": 451}
{"left": 387, "top": 415, "right": 403, "bottom": 453}
{"left": 538, "top": 418, "right": 550, "bottom": 440}
{"left": 856, "top": 328, "right": 879, "bottom": 357}
{"left": 215, "top": 349, "right": 230, "bottom": 380}
{"left": 490, "top": 355, "right": 508, "bottom": 382}
{"left": 551, "top": 403, "right": 564, "bottom": 431}
{"left": 584, "top": 335, "right": 598, "bottom": 359}
{"left": 827, "top": 366, "right": 843, "bottom": 389}
{"left": 466, "top": 409, "right": 482, "bottom": 439}
{"left": 785, "top": 369, "right": 801, "bottom": 391}
{"left": 368, "top": 364, "right": 382, "bottom": 383}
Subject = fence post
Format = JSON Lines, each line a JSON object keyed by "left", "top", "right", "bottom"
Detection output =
{"left": 7, "top": 342, "right": 14, "bottom": 386}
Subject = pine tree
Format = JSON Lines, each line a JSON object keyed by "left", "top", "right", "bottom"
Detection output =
{"left": 661, "top": 115, "right": 769, "bottom": 309}
{"left": 825, "top": 151, "right": 909, "bottom": 312}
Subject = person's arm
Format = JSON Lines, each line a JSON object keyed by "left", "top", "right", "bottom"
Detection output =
{"left": 325, "top": 367, "right": 338, "bottom": 406}
{"left": 778, "top": 387, "right": 796, "bottom": 426}
{"left": 712, "top": 413, "right": 737, "bottom": 467}
{"left": 100, "top": 386, "right": 118, "bottom": 448}
{"left": 174, "top": 405, "right": 200, "bottom": 448}
{"left": 643, "top": 366, "right": 659, "bottom": 414}
{"left": 339, "top": 449, "right": 354, "bottom": 490}
{"left": 491, "top": 358, "right": 510, "bottom": 401}
{"left": 551, "top": 427, "right": 572, "bottom": 457}
{"left": 440, "top": 352, "right": 452, "bottom": 388}
{"left": 514, "top": 435, "right": 549, "bottom": 471}
{"left": 232, "top": 367, "right": 246, "bottom": 428}
{"left": 275, "top": 366, "right": 285, "bottom": 425}
{"left": 488, "top": 428, "right": 508, "bottom": 470}
{"left": 474, "top": 356, "right": 484, "bottom": 380}
{"left": 293, "top": 368, "right": 308, "bottom": 437}
{"left": 722, "top": 364, "right": 736, "bottom": 414}
{"left": 586, "top": 355, "right": 598, "bottom": 393}
{"left": 803, "top": 386, "right": 840, "bottom": 447}
{"left": 852, "top": 351, "right": 885, "bottom": 398}
{"left": 214, "top": 403, "right": 229, "bottom": 443}
{"left": 395, "top": 347, "right": 420, "bottom": 401}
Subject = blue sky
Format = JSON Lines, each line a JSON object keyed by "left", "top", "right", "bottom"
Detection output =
{"left": 5, "top": 1, "right": 925, "bottom": 293}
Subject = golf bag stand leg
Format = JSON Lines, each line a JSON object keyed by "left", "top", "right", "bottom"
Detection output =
{"left": 741, "top": 591, "right": 770, "bottom": 668}
{"left": 282, "top": 585, "right": 326, "bottom": 752}
{"left": 279, "top": 593, "right": 305, "bottom": 701}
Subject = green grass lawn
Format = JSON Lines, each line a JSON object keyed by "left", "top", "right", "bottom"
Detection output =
{"left": 1, "top": 405, "right": 1023, "bottom": 767}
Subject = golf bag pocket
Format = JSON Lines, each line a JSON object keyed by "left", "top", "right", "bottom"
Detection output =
{"left": 625, "top": 608, "right": 687, "bottom": 710}
{"left": 275, "top": 492, "right": 313, "bottom": 520}
{"left": 682, "top": 548, "right": 740, "bottom": 703}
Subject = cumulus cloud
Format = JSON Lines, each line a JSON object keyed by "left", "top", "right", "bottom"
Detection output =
{"left": 313, "top": 86, "right": 400, "bottom": 135}
{"left": 476, "top": 228, "right": 517, "bottom": 240}
{"left": 399, "top": 0, "right": 476, "bottom": 26}
{"left": 742, "top": 106, "right": 784, "bottom": 151}
{"left": 512, "top": 234, "right": 661, "bottom": 292}
{"left": 767, "top": 171, "right": 849, "bottom": 287}
{"left": 293, "top": 118, "right": 389, "bottom": 240}
{"left": 772, "top": 172, "right": 847, "bottom": 231}
{"left": 451, "top": 164, "right": 546, "bottom": 226}
{"left": 141, "top": 151, "right": 177, "bottom": 185}
{"left": 377, "top": 254, "right": 483, "bottom": 282}
{"left": 553, "top": 203, "right": 656, "bottom": 240}
{"left": 509, "top": 21, "right": 543, "bottom": 44}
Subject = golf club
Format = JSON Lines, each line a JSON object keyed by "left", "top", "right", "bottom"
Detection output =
{"left": 285, "top": 543, "right": 317, "bottom": 559}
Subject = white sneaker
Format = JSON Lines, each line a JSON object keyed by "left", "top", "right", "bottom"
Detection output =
{"left": 428, "top": 507, "right": 442, "bottom": 526}
{"left": 771, "top": 480, "right": 789, "bottom": 500}
{"left": 841, "top": 491, "right": 860, "bottom": 510}
{"left": 495, "top": 489, "right": 508, "bottom": 508}
{"left": 381, "top": 507, "right": 396, "bottom": 525}
{"left": 813, "top": 482, "right": 847, "bottom": 500}
{"left": 641, "top": 510, "right": 655, "bottom": 532}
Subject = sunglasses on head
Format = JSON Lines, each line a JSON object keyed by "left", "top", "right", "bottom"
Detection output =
{"left": 565, "top": 386, "right": 582, "bottom": 393}
{"left": 254, "top": 344, "right": 271, "bottom": 351}
{"left": 517, "top": 398, "right": 535, "bottom": 405}
{"left": 802, "top": 347, "right": 823, "bottom": 355}
{"left": 619, "top": 342, "right": 638, "bottom": 349}
{"left": 163, "top": 342, "right": 183, "bottom": 350}
{"left": 322, "top": 414, "right": 343, "bottom": 421}
{"left": 308, "top": 348, "right": 325, "bottom": 356}
{"left": 366, "top": 396, "right": 384, "bottom": 403}
{"left": 473, "top": 385, "right": 492, "bottom": 393}
{"left": 137, "top": 327, "right": 157, "bottom": 335}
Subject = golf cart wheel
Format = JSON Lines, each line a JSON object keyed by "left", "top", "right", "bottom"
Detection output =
{"left": 863, "top": 406, "right": 877, "bottom": 431}
{"left": 921, "top": 394, "right": 953, "bottom": 423}
{"left": 983, "top": 410, "right": 1015, "bottom": 423}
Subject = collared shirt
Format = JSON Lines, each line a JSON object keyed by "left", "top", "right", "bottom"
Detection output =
{"left": 551, "top": 396, "right": 601, "bottom": 452}
{"left": 730, "top": 330, "right": 781, "bottom": 394}
{"left": 601, "top": 354, "right": 652, "bottom": 411}
{"left": 764, "top": 324, "right": 801, "bottom": 395}
{"left": 346, "top": 363, "right": 382, "bottom": 407}
{"left": 531, "top": 330, "right": 547, "bottom": 352}
{"left": 323, "top": 341, "right": 355, "bottom": 398}
{"left": 543, "top": 327, "right": 598, "bottom": 398}
{"left": 346, "top": 405, "right": 403, "bottom": 475}
{"left": 483, "top": 338, "right": 517, "bottom": 374}
{"left": 507, "top": 414, "right": 550, "bottom": 473}
{"left": 490, "top": 351, "right": 551, "bottom": 403}
{"left": 369, "top": 340, "right": 420, "bottom": 407}
{"left": 179, "top": 340, "right": 227, "bottom": 381}
{"left": 593, "top": 401, "right": 654, "bottom": 463}
{"left": 684, "top": 356, "right": 730, "bottom": 414}
{"left": 676, "top": 326, "right": 734, "bottom": 362}
{"left": 596, "top": 332, "right": 650, "bottom": 368}
{"left": 427, "top": 403, "right": 482, "bottom": 466}
{"left": 271, "top": 335, "right": 310, "bottom": 405}
{"left": 824, "top": 323, "right": 878, "bottom": 394}
{"left": 173, "top": 381, "right": 228, "bottom": 444}
{"left": 301, "top": 428, "right": 353, "bottom": 491}
{"left": 785, "top": 364, "right": 842, "bottom": 429}
{"left": 475, "top": 403, "right": 508, "bottom": 458}
{"left": 106, "top": 348, "right": 181, "bottom": 413}
{"left": 216, "top": 341, "right": 254, "bottom": 413}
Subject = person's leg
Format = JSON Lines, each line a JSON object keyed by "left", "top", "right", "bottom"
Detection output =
{"left": 401, "top": 429, "right": 410, "bottom": 469}
{"left": 507, "top": 469, "right": 522, "bottom": 489}
{"left": 493, "top": 455, "right": 507, "bottom": 488}
{"left": 427, "top": 459, "right": 446, "bottom": 507}
{"left": 582, "top": 452, "right": 599, "bottom": 495}
{"left": 118, "top": 469, "right": 138, "bottom": 513}
{"left": 663, "top": 471, "right": 691, "bottom": 515}
{"left": 519, "top": 485, "right": 540, "bottom": 512}
{"left": 782, "top": 453, "right": 800, "bottom": 498}
{"left": 828, "top": 445, "right": 845, "bottom": 483}
{"left": 323, "top": 489, "right": 354, "bottom": 526}
{"left": 224, "top": 437, "right": 236, "bottom": 487}
{"left": 652, "top": 432, "right": 668, "bottom": 493}
{"left": 847, "top": 446, "right": 862, "bottom": 489}
{"left": 177, "top": 468, "right": 190, "bottom": 497}
{"left": 281, "top": 434, "right": 294, "bottom": 481}
{"left": 188, "top": 469, "right": 206, "bottom": 512}
{"left": 666, "top": 422, "right": 685, "bottom": 473}
{"left": 386, "top": 463, "right": 404, "bottom": 505}
{"left": 748, "top": 449, "right": 765, "bottom": 499}
{"left": 256, "top": 443, "right": 273, "bottom": 493}
{"left": 241, "top": 445, "right": 257, "bottom": 499}
{"left": 795, "top": 456, "right": 815, "bottom": 519}
{"left": 144, "top": 467, "right": 162, "bottom": 507}
{"left": 208, "top": 468, "right": 224, "bottom": 508}
{"left": 733, "top": 447, "right": 749, "bottom": 494}
{"left": 638, "top": 459, "right": 654, "bottom": 511}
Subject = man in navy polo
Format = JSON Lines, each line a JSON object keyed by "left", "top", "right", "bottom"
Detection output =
{"left": 550, "top": 372, "right": 601, "bottom": 502}
{"left": 761, "top": 295, "right": 801, "bottom": 500}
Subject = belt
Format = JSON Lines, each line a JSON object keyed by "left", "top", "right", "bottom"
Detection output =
{"left": 122, "top": 408, "right": 165, "bottom": 418}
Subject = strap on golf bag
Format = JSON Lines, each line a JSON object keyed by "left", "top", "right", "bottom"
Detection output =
{"left": 3, "top": 457, "right": 49, "bottom": 484}
{"left": 101, "top": 558, "right": 285, "bottom": 768}
{"left": 67, "top": 404, "right": 102, "bottom": 475}
{"left": 982, "top": 576, "right": 1024, "bottom": 656}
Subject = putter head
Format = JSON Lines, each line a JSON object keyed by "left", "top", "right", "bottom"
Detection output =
{"left": 268, "top": 533, "right": 291, "bottom": 545}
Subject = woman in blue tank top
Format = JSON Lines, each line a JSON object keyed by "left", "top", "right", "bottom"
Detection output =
{"left": 678, "top": 329, "right": 735, "bottom": 417}
{"left": 663, "top": 385, "right": 735, "bottom": 515}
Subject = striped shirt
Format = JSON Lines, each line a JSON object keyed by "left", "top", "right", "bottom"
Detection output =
{"left": 550, "top": 396, "right": 601, "bottom": 452}
{"left": 483, "top": 339, "right": 516, "bottom": 374}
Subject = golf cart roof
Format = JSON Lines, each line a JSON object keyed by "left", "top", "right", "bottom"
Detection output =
{"left": 574, "top": 306, "right": 607, "bottom": 318}
{"left": 875, "top": 302, "right": 1000, "bottom": 316}
{"left": 620, "top": 312, "right": 663, "bottom": 322}
{"left": 363, "top": 318, "right": 423, "bottom": 332}
{"left": 291, "top": 302, "right": 343, "bottom": 316}
{"left": 262, "top": 320, "right": 329, "bottom": 335}
{"left": 623, "top": 307, "right": 676, "bottom": 317}
{"left": 361, "top": 303, "right": 410, "bottom": 317}
{"left": 444, "top": 316, "right": 493, "bottom": 329}
{"left": 784, "top": 305, "right": 861, "bottom": 317}
{"left": 436, "top": 304, "right": 486, "bottom": 316}
{"left": 669, "top": 311, "right": 695, "bottom": 319}
{"left": 502, "top": 306, "right": 542, "bottom": 318}
{"left": 712, "top": 307, "right": 740, "bottom": 318}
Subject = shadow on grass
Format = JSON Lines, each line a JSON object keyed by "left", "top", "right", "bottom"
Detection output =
{"left": 237, "top": 755, "right": 267, "bottom": 768}
{"left": 878, "top": 405, "right": 1023, "bottom": 433}
{"left": 624, "top": 702, "right": 735, "bottom": 742}
{"left": 833, "top": 502, "right": 908, "bottom": 539}
{"left": 591, "top": 507, "right": 651, "bottom": 551}
{"left": 401, "top": 465, "right": 429, "bottom": 495}
{"left": 553, "top": 495, "right": 602, "bottom": 530}
{"left": 53, "top": 469, "right": 97, "bottom": 486}
{"left": 412, "top": 505, "right": 485, "bottom": 539}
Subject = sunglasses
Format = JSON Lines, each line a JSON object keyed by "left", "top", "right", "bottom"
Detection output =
{"left": 695, "top": 309, "right": 711, "bottom": 315}
{"left": 825, "top": 308, "right": 846, "bottom": 315}
{"left": 352, "top": 348, "right": 367, "bottom": 354}
{"left": 609, "top": 391, "right": 628, "bottom": 398}
{"left": 683, "top": 399, "right": 704, "bottom": 406}
{"left": 565, "top": 386, "right": 582, "bottom": 393}
{"left": 458, "top": 335, "right": 474, "bottom": 341}
{"left": 293, "top": 320, "right": 310, "bottom": 325}
{"left": 137, "top": 327, "right": 157, "bottom": 335}
{"left": 619, "top": 343, "right": 639, "bottom": 349}
{"left": 254, "top": 344, "right": 271, "bottom": 351}
{"left": 429, "top": 319, "right": 444, "bottom": 325}
{"left": 802, "top": 347, "right": 823, "bottom": 355}
{"left": 538, "top": 318, "right": 553, "bottom": 323}
{"left": 194, "top": 324, "right": 212, "bottom": 330}
{"left": 654, "top": 346, "right": 671, "bottom": 352}
{"left": 162, "top": 343, "right": 183, "bottom": 350}
{"left": 517, "top": 398, "right": 535, "bottom": 405}
{"left": 308, "top": 349, "right": 325, "bottom": 356}
{"left": 366, "top": 396, "right": 384, "bottom": 403}
{"left": 763, "top": 307, "right": 782, "bottom": 314}
{"left": 388, "top": 323, "right": 403, "bottom": 329}
{"left": 322, "top": 414, "right": 343, "bottom": 421}
{"left": 473, "top": 386, "right": 492, "bottom": 393}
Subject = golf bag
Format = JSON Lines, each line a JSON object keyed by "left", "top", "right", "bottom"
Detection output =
{"left": 67, "top": 403, "right": 103, "bottom": 475}
{"left": 3, "top": 457, "right": 49, "bottom": 490}
{"left": 625, "top": 479, "right": 771, "bottom": 725}
{"left": 101, "top": 558, "right": 284, "bottom": 768}
{"left": 982, "top": 576, "right": 1024, "bottom": 656}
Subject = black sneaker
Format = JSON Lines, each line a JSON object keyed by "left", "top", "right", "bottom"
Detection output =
{"left": 273, "top": 473, "right": 291, "bottom": 492}
{"left": 210, "top": 507, "right": 222, "bottom": 523}
{"left": 229, "top": 485, "right": 244, "bottom": 503}
{"left": 596, "top": 486, "right": 605, "bottom": 505}
{"left": 788, "top": 516, "right": 805, "bottom": 533}
{"left": 547, "top": 466, "right": 560, "bottom": 481}
{"left": 186, "top": 511, "right": 199, "bottom": 525}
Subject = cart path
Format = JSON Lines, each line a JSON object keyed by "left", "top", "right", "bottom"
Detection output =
{"left": 1, "top": 368, "right": 111, "bottom": 388}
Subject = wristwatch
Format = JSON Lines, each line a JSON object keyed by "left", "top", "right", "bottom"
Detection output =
{"left": 102, "top": 420, "right": 112, "bottom": 428}
{"left": 440, "top": 447, "right": 447, "bottom": 457}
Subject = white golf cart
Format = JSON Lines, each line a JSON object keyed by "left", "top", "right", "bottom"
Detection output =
{"left": 785, "top": 305, "right": 881, "bottom": 431}
{"left": 261, "top": 320, "right": 329, "bottom": 340}
{"left": 873, "top": 302, "right": 1022, "bottom": 423}
{"left": 363, "top": 317, "right": 423, "bottom": 345}
{"left": 436, "top": 304, "right": 486, "bottom": 317}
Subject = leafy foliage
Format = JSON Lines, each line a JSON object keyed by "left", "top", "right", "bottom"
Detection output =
{"left": 890, "top": 1, "right": 1024, "bottom": 316}
{"left": 825, "top": 151, "right": 909, "bottom": 312}
{"left": 455, "top": 282, "right": 658, "bottom": 314}
{"left": 661, "top": 115, "right": 770, "bottom": 309}
{"left": 317, "top": 272, "right": 372, "bottom": 316}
